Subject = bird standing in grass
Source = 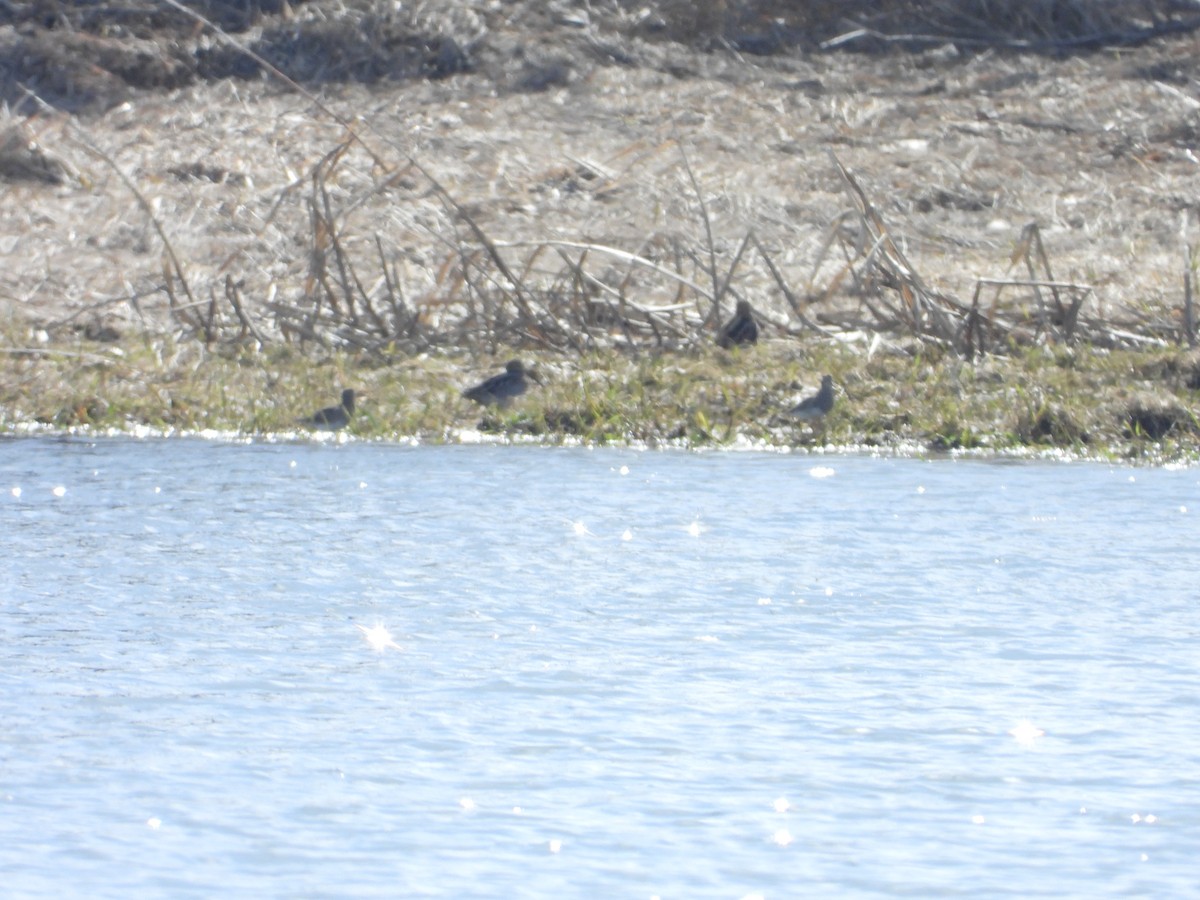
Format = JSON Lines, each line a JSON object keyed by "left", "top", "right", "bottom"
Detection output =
{"left": 717, "top": 300, "right": 759, "bottom": 349}
{"left": 789, "top": 375, "right": 835, "bottom": 421}
{"left": 463, "top": 360, "right": 540, "bottom": 408}
{"left": 299, "top": 388, "right": 357, "bottom": 431}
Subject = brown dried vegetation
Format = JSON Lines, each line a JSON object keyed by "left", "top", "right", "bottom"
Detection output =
{"left": 1, "top": 1, "right": 1199, "bottom": 454}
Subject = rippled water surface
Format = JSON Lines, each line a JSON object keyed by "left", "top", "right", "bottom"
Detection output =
{"left": 2, "top": 437, "right": 1199, "bottom": 897}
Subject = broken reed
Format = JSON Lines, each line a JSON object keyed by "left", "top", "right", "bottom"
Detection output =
{"left": 149, "top": 138, "right": 1197, "bottom": 360}
{"left": 28, "top": 0, "right": 1200, "bottom": 361}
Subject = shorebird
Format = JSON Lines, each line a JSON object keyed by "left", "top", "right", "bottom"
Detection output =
{"left": 717, "top": 300, "right": 759, "bottom": 349}
{"left": 299, "top": 388, "right": 357, "bottom": 430}
{"left": 789, "top": 375, "right": 835, "bottom": 421}
{"left": 463, "top": 360, "right": 540, "bottom": 408}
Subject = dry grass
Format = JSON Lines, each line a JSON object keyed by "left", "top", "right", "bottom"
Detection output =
{"left": 0, "top": 1, "right": 1199, "bottom": 456}
{"left": 8, "top": 56, "right": 1200, "bottom": 356}
{"left": 4, "top": 2, "right": 1199, "bottom": 350}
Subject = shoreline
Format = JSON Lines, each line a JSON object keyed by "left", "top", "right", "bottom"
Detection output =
{"left": 3, "top": 5, "right": 1200, "bottom": 465}
{"left": 3, "top": 326, "right": 1196, "bottom": 464}
{"left": 1, "top": 420, "right": 1189, "bottom": 468}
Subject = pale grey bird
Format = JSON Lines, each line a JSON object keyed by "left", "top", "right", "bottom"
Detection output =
{"left": 789, "top": 375, "right": 835, "bottom": 421}
{"left": 299, "top": 388, "right": 357, "bottom": 430}
{"left": 717, "top": 300, "right": 759, "bottom": 349}
{"left": 463, "top": 360, "right": 540, "bottom": 408}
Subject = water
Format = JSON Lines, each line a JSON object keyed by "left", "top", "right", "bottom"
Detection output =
{"left": 2, "top": 437, "right": 1198, "bottom": 897}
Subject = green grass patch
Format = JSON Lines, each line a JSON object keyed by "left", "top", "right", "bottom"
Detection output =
{"left": 1, "top": 319, "right": 1197, "bottom": 462}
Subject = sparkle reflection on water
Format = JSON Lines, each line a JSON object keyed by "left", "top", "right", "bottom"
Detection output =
{"left": 2, "top": 437, "right": 1199, "bottom": 898}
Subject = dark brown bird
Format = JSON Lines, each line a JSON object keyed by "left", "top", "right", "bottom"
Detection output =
{"left": 789, "top": 375, "right": 835, "bottom": 422}
{"left": 299, "top": 389, "right": 357, "bottom": 431}
{"left": 463, "top": 360, "right": 540, "bottom": 408}
{"left": 717, "top": 300, "right": 759, "bottom": 349}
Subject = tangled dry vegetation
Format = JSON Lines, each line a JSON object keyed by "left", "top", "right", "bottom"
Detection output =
{"left": 1, "top": 0, "right": 1200, "bottom": 452}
